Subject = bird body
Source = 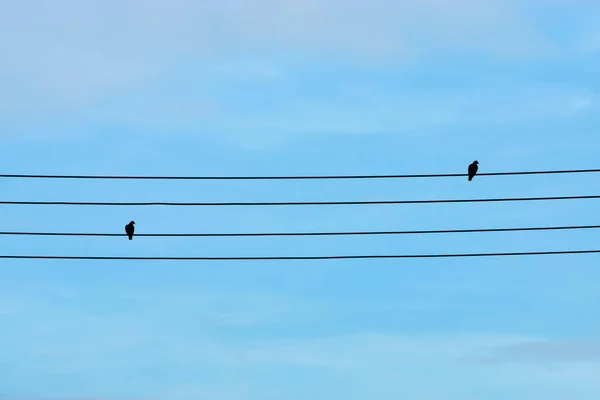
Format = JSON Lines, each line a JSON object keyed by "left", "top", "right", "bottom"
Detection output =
{"left": 125, "top": 221, "right": 135, "bottom": 240}
{"left": 468, "top": 161, "right": 479, "bottom": 181}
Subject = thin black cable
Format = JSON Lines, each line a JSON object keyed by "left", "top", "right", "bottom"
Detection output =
{"left": 1, "top": 224, "right": 599, "bottom": 237}
{"left": 1, "top": 250, "right": 599, "bottom": 260}
{"left": 1, "top": 169, "right": 599, "bottom": 180}
{"left": 1, "top": 195, "right": 599, "bottom": 207}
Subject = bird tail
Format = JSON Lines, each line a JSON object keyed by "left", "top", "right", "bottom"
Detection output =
{"left": 468, "top": 176, "right": 473, "bottom": 181}
{"left": 128, "top": 235, "right": 133, "bottom": 240}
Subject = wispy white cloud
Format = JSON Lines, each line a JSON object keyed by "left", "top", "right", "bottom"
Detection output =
{"left": 467, "top": 339, "right": 600, "bottom": 364}
{"left": 0, "top": 0, "right": 597, "bottom": 147}
{"left": 0, "top": 0, "right": 569, "bottom": 99}
{"left": 11, "top": 332, "right": 600, "bottom": 399}
{"left": 4, "top": 278, "right": 600, "bottom": 399}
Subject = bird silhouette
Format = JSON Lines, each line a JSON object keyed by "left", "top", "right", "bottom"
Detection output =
{"left": 125, "top": 221, "right": 135, "bottom": 240}
{"left": 468, "top": 161, "right": 479, "bottom": 181}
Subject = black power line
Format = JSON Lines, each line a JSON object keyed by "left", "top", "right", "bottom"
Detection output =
{"left": 1, "top": 224, "right": 599, "bottom": 237}
{"left": 1, "top": 250, "right": 599, "bottom": 260}
{"left": 1, "top": 195, "right": 599, "bottom": 207}
{"left": 1, "top": 168, "right": 599, "bottom": 180}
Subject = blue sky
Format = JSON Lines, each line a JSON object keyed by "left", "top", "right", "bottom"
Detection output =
{"left": 1, "top": 0, "right": 600, "bottom": 399}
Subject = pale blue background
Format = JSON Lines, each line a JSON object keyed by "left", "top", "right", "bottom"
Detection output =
{"left": 1, "top": 1, "right": 600, "bottom": 399}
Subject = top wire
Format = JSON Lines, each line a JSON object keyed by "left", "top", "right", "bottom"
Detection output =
{"left": 1, "top": 169, "right": 600, "bottom": 180}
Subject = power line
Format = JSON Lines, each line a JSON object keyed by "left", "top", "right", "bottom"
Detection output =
{"left": 1, "top": 168, "right": 599, "bottom": 180}
{"left": 1, "top": 250, "right": 599, "bottom": 260}
{"left": 1, "top": 195, "right": 599, "bottom": 207}
{"left": 1, "top": 224, "right": 599, "bottom": 237}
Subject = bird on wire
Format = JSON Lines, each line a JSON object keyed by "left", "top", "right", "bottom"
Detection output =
{"left": 125, "top": 221, "right": 135, "bottom": 240}
{"left": 468, "top": 160, "right": 479, "bottom": 181}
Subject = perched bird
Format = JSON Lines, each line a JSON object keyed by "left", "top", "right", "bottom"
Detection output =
{"left": 125, "top": 221, "right": 135, "bottom": 240}
{"left": 468, "top": 160, "right": 479, "bottom": 181}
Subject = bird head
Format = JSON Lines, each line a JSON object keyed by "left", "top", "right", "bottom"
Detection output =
{"left": 473, "top": 160, "right": 479, "bottom": 165}
{"left": 130, "top": 221, "right": 135, "bottom": 225}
